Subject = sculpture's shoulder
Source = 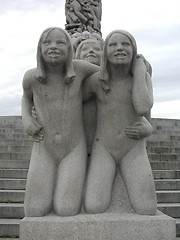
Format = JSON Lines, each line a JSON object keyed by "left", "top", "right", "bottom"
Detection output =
{"left": 73, "top": 59, "right": 100, "bottom": 76}
{"left": 73, "top": 59, "right": 87, "bottom": 70}
{"left": 23, "top": 68, "right": 37, "bottom": 83}
{"left": 22, "top": 68, "right": 38, "bottom": 90}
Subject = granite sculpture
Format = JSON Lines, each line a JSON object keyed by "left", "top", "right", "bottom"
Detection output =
{"left": 84, "top": 30, "right": 157, "bottom": 215}
{"left": 20, "top": 1, "right": 178, "bottom": 239}
{"left": 76, "top": 38, "right": 102, "bottom": 154}
{"left": 21, "top": 27, "right": 99, "bottom": 217}
{"left": 65, "top": 0, "right": 102, "bottom": 35}
{"left": 76, "top": 36, "right": 153, "bottom": 162}
{"left": 22, "top": 26, "right": 157, "bottom": 217}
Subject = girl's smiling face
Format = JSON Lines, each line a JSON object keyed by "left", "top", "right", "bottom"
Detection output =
{"left": 41, "top": 29, "right": 69, "bottom": 66}
{"left": 107, "top": 33, "right": 133, "bottom": 66}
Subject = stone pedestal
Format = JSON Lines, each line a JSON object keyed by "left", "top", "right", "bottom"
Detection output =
{"left": 20, "top": 171, "right": 176, "bottom": 240}
{"left": 20, "top": 211, "right": 176, "bottom": 240}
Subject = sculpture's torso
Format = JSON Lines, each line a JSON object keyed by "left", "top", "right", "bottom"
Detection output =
{"left": 31, "top": 71, "right": 84, "bottom": 160}
{"left": 95, "top": 76, "right": 142, "bottom": 159}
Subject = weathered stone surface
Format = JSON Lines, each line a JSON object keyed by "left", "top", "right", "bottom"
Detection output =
{"left": 20, "top": 211, "right": 176, "bottom": 240}
{"left": 65, "top": 0, "right": 102, "bottom": 35}
{"left": 21, "top": 27, "right": 100, "bottom": 217}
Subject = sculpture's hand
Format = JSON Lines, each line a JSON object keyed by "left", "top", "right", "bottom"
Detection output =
{"left": 31, "top": 106, "right": 37, "bottom": 119}
{"left": 125, "top": 121, "right": 152, "bottom": 139}
{"left": 131, "top": 54, "right": 146, "bottom": 76}
{"left": 72, "top": 35, "right": 86, "bottom": 52}
{"left": 132, "top": 54, "right": 152, "bottom": 76}
{"left": 25, "top": 118, "right": 44, "bottom": 142}
{"left": 125, "top": 125, "right": 141, "bottom": 139}
{"left": 31, "top": 130, "right": 44, "bottom": 143}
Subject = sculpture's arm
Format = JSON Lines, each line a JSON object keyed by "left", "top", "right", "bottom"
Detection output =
{"left": 74, "top": 59, "right": 99, "bottom": 80}
{"left": 21, "top": 71, "right": 43, "bottom": 141}
{"left": 82, "top": 72, "right": 98, "bottom": 102}
{"left": 132, "top": 56, "right": 154, "bottom": 116}
{"left": 124, "top": 117, "right": 153, "bottom": 139}
{"left": 78, "top": 60, "right": 99, "bottom": 101}
{"left": 144, "top": 110, "right": 151, "bottom": 123}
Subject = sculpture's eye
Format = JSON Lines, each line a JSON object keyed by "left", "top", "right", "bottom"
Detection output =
{"left": 56, "top": 40, "right": 66, "bottom": 45}
{"left": 122, "top": 42, "right": 130, "bottom": 47}
{"left": 82, "top": 46, "right": 89, "bottom": 51}
{"left": 43, "top": 39, "right": 51, "bottom": 45}
{"left": 108, "top": 42, "right": 117, "bottom": 47}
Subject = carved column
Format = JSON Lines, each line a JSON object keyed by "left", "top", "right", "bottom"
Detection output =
{"left": 65, "top": 0, "right": 102, "bottom": 35}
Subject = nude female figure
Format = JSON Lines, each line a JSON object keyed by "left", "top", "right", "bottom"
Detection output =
{"left": 76, "top": 37, "right": 153, "bottom": 153}
{"left": 21, "top": 27, "right": 99, "bottom": 217}
{"left": 84, "top": 30, "right": 157, "bottom": 215}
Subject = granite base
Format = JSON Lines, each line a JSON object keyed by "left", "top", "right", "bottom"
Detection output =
{"left": 20, "top": 211, "right": 176, "bottom": 240}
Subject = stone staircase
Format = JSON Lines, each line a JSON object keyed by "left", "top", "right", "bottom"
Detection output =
{"left": 0, "top": 116, "right": 180, "bottom": 239}
{"left": 147, "top": 118, "right": 180, "bottom": 238}
{"left": 0, "top": 116, "right": 31, "bottom": 239}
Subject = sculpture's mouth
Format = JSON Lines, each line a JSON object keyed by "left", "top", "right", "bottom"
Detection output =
{"left": 86, "top": 54, "right": 97, "bottom": 58}
{"left": 114, "top": 52, "right": 126, "bottom": 58}
{"left": 48, "top": 51, "right": 61, "bottom": 57}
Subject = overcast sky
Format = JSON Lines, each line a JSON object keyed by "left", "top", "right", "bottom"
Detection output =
{"left": 0, "top": 0, "right": 180, "bottom": 119}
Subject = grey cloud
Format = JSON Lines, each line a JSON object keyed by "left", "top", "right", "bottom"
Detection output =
{"left": 0, "top": 95, "right": 21, "bottom": 116}
{"left": 1, "top": 0, "right": 64, "bottom": 14}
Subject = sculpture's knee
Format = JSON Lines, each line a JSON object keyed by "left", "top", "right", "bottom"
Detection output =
{"left": 24, "top": 201, "right": 51, "bottom": 217}
{"left": 53, "top": 199, "right": 81, "bottom": 216}
{"left": 84, "top": 195, "right": 110, "bottom": 214}
{"left": 132, "top": 198, "right": 157, "bottom": 215}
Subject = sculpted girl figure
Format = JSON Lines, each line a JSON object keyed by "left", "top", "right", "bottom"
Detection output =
{"left": 76, "top": 38, "right": 153, "bottom": 151}
{"left": 84, "top": 30, "right": 157, "bottom": 215}
{"left": 21, "top": 27, "right": 99, "bottom": 217}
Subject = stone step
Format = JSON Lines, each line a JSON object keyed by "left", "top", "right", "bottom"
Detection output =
{"left": 0, "top": 152, "right": 31, "bottom": 160}
{"left": 0, "top": 179, "right": 26, "bottom": 190}
{"left": 155, "top": 179, "right": 180, "bottom": 190}
{"left": 153, "top": 170, "right": 180, "bottom": 179}
{"left": 151, "top": 118, "right": 180, "bottom": 127}
{"left": 146, "top": 140, "right": 180, "bottom": 147}
{"left": 0, "top": 190, "right": 25, "bottom": 203}
{"left": 147, "top": 146, "right": 180, "bottom": 154}
{"left": 0, "top": 169, "right": 28, "bottom": 179}
{"left": 0, "top": 160, "right": 29, "bottom": 169}
{"left": 148, "top": 134, "right": 180, "bottom": 141}
{"left": 0, "top": 139, "right": 33, "bottom": 146}
{"left": 0, "top": 145, "right": 32, "bottom": 153}
{"left": 158, "top": 203, "right": 180, "bottom": 218}
{"left": 0, "top": 133, "right": 31, "bottom": 141}
{"left": 0, "top": 203, "right": 24, "bottom": 218}
{"left": 0, "top": 116, "right": 23, "bottom": 127}
{"left": 150, "top": 161, "right": 180, "bottom": 170}
{"left": 149, "top": 153, "right": 180, "bottom": 161}
{"left": 156, "top": 190, "right": 180, "bottom": 203}
{"left": 176, "top": 218, "right": 180, "bottom": 237}
{"left": 0, "top": 127, "right": 25, "bottom": 134}
{"left": 153, "top": 130, "right": 180, "bottom": 138}
{"left": 152, "top": 124, "right": 180, "bottom": 132}
{"left": 0, "top": 218, "right": 20, "bottom": 237}
{"left": 0, "top": 238, "right": 19, "bottom": 240}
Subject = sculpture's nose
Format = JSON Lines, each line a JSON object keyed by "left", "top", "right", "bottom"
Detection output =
{"left": 89, "top": 49, "right": 94, "bottom": 53}
{"left": 117, "top": 43, "right": 123, "bottom": 51}
{"left": 50, "top": 41, "right": 57, "bottom": 49}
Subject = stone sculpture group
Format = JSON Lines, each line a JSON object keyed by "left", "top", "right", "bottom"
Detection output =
{"left": 22, "top": 25, "right": 157, "bottom": 217}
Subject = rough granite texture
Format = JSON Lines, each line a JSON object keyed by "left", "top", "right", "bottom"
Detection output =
{"left": 20, "top": 171, "right": 176, "bottom": 240}
{"left": 20, "top": 212, "right": 176, "bottom": 240}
